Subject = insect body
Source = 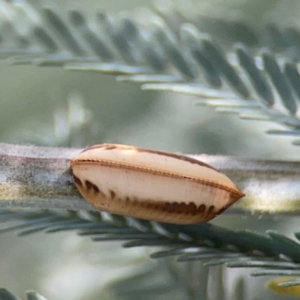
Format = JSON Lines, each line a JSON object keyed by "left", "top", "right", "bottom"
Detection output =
{"left": 71, "top": 144, "right": 244, "bottom": 224}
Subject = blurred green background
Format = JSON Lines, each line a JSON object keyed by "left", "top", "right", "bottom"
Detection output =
{"left": 1, "top": 0, "right": 300, "bottom": 299}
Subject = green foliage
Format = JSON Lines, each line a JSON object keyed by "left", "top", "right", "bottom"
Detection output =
{"left": 0, "top": 288, "right": 46, "bottom": 300}
{"left": 1, "top": 209, "right": 300, "bottom": 277}
{"left": 1, "top": 0, "right": 300, "bottom": 299}
{"left": 1, "top": 1, "right": 300, "bottom": 144}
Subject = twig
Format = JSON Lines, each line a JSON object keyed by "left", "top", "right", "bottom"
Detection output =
{"left": 0, "top": 143, "right": 90, "bottom": 210}
{"left": 0, "top": 143, "right": 299, "bottom": 216}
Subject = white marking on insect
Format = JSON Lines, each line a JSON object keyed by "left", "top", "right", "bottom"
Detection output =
{"left": 71, "top": 144, "right": 244, "bottom": 224}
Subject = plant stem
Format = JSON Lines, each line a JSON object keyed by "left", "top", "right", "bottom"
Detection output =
{"left": 0, "top": 143, "right": 91, "bottom": 210}
{"left": 0, "top": 143, "right": 299, "bottom": 216}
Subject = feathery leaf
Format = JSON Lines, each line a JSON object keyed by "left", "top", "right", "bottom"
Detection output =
{"left": 1, "top": 1, "right": 300, "bottom": 145}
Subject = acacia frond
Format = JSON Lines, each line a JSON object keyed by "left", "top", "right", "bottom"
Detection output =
{"left": 0, "top": 2, "right": 300, "bottom": 144}
{"left": 1, "top": 207, "right": 300, "bottom": 284}
{"left": 0, "top": 288, "right": 45, "bottom": 300}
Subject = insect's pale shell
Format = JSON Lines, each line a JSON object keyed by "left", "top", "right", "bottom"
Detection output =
{"left": 71, "top": 144, "right": 244, "bottom": 224}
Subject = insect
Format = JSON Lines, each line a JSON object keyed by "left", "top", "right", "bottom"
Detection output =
{"left": 71, "top": 144, "right": 244, "bottom": 224}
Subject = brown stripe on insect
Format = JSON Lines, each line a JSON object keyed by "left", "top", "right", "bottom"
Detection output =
{"left": 112, "top": 197, "right": 216, "bottom": 223}
{"left": 109, "top": 190, "right": 116, "bottom": 199}
{"left": 77, "top": 179, "right": 105, "bottom": 197}
{"left": 118, "top": 197, "right": 210, "bottom": 217}
{"left": 73, "top": 175, "right": 83, "bottom": 187}
{"left": 79, "top": 144, "right": 118, "bottom": 153}
{"left": 79, "top": 143, "right": 219, "bottom": 172}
